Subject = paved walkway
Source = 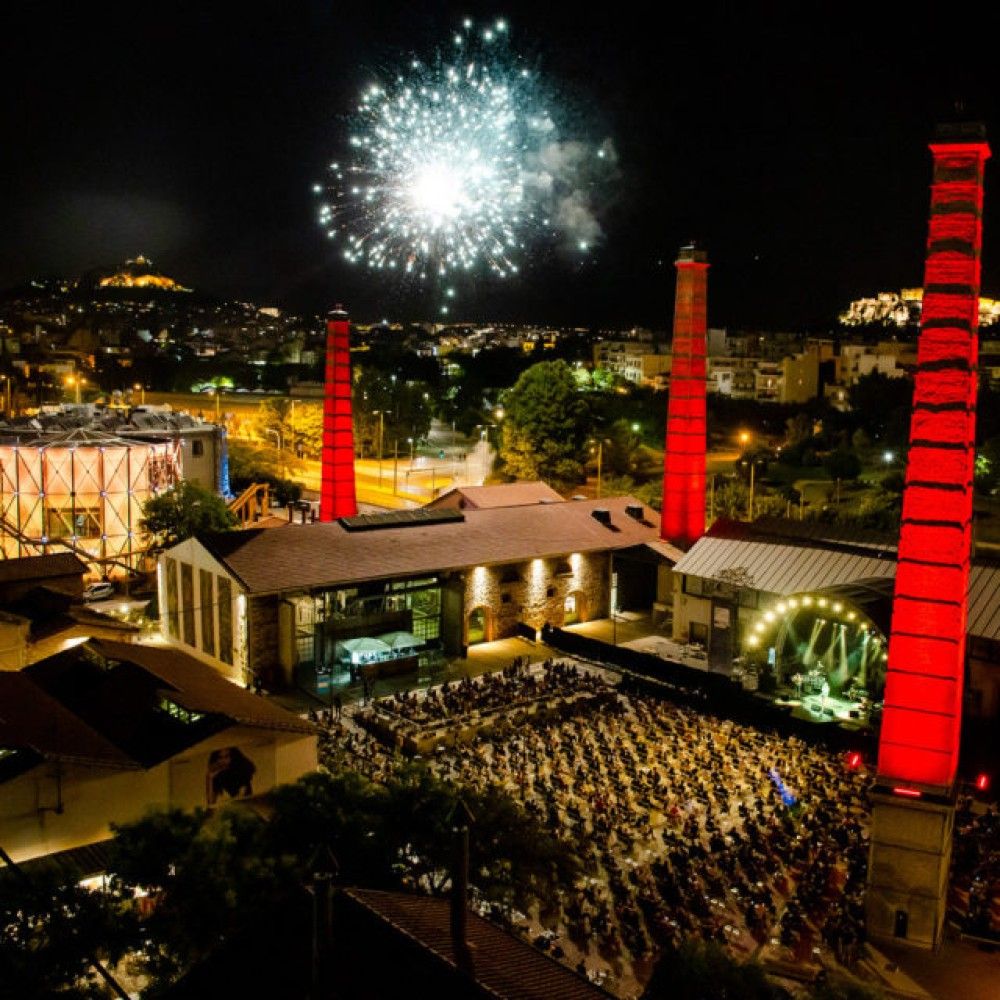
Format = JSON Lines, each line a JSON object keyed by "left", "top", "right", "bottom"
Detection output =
{"left": 875, "top": 938, "right": 1000, "bottom": 1000}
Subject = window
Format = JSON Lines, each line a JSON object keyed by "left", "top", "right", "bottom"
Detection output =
{"left": 217, "top": 576, "right": 233, "bottom": 665}
{"left": 683, "top": 575, "right": 704, "bottom": 597}
{"left": 158, "top": 696, "right": 205, "bottom": 724}
{"left": 181, "top": 563, "right": 195, "bottom": 647}
{"left": 200, "top": 569, "right": 216, "bottom": 656}
{"left": 192, "top": 440, "right": 204, "bottom": 457}
{"left": 46, "top": 505, "right": 101, "bottom": 539}
{"left": 165, "top": 558, "right": 179, "bottom": 637}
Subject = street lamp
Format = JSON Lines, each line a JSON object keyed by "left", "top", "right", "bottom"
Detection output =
{"left": 738, "top": 429, "right": 752, "bottom": 448}
{"left": 589, "top": 438, "right": 612, "bottom": 499}
{"left": 65, "top": 374, "right": 85, "bottom": 405}
{"left": 407, "top": 436, "right": 414, "bottom": 461}
{"left": 372, "top": 410, "right": 385, "bottom": 485}
{"left": 133, "top": 383, "right": 145, "bottom": 405}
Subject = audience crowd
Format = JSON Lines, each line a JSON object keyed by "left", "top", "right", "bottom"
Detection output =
{"left": 950, "top": 798, "right": 1000, "bottom": 939}
{"left": 316, "top": 659, "right": 874, "bottom": 995}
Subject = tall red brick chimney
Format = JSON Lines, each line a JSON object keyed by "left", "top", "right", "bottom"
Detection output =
{"left": 660, "top": 244, "right": 708, "bottom": 548}
{"left": 867, "top": 122, "right": 989, "bottom": 949}
{"left": 318, "top": 305, "right": 357, "bottom": 521}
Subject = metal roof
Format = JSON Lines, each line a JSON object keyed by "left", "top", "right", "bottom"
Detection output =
{"left": 673, "top": 533, "right": 896, "bottom": 595}
{"left": 674, "top": 521, "right": 1000, "bottom": 641}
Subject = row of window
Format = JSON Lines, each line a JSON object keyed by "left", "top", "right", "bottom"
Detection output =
{"left": 164, "top": 558, "right": 234, "bottom": 666}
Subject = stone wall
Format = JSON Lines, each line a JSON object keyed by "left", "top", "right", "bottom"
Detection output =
{"left": 462, "top": 552, "right": 609, "bottom": 644}
{"left": 248, "top": 595, "right": 280, "bottom": 683}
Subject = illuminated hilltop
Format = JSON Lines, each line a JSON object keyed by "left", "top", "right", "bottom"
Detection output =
{"left": 98, "top": 255, "right": 191, "bottom": 292}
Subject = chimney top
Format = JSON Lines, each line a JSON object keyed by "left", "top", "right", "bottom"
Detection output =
{"left": 933, "top": 120, "right": 987, "bottom": 144}
{"left": 677, "top": 243, "right": 709, "bottom": 265}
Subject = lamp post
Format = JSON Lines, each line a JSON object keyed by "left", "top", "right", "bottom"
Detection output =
{"left": 133, "top": 382, "right": 145, "bottom": 405}
{"left": 66, "top": 374, "right": 85, "bottom": 405}
{"left": 407, "top": 436, "right": 414, "bottom": 461}
{"left": 214, "top": 386, "right": 222, "bottom": 421}
{"left": 373, "top": 410, "right": 385, "bottom": 486}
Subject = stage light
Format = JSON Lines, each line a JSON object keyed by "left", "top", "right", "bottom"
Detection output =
{"left": 788, "top": 598, "right": 798, "bottom": 608}
{"left": 817, "top": 598, "right": 828, "bottom": 608}
{"left": 764, "top": 611, "right": 775, "bottom": 623}
{"left": 847, "top": 611, "right": 856, "bottom": 621}
{"left": 754, "top": 622, "right": 765, "bottom": 633}
{"left": 833, "top": 602, "right": 843, "bottom": 614}
{"left": 747, "top": 635, "right": 760, "bottom": 648}
{"left": 975, "top": 773, "right": 990, "bottom": 792}
{"left": 776, "top": 602, "right": 787, "bottom": 614}
{"left": 802, "top": 596, "right": 813, "bottom": 606}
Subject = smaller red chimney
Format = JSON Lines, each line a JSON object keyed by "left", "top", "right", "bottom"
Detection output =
{"left": 660, "top": 244, "right": 708, "bottom": 548}
{"left": 318, "top": 305, "right": 358, "bottom": 521}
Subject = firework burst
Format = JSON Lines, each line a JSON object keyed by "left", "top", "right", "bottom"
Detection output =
{"left": 315, "top": 18, "right": 612, "bottom": 310}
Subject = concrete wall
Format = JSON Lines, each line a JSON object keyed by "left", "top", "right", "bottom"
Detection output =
{"left": 867, "top": 792, "right": 953, "bottom": 949}
{"left": 1, "top": 728, "right": 317, "bottom": 864}
{"left": 159, "top": 539, "right": 245, "bottom": 684}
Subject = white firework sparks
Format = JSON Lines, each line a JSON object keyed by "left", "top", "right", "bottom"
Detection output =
{"left": 315, "top": 19, "right": 612, "bottom": 302}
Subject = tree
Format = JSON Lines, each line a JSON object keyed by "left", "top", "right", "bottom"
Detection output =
{"left": 499, "top": 360, "right": 589, "bottom": 486}
{"left": 823, "top": 448, "right": 862, "bottom": 482}
{"left": 642, "top": 940, "right": 788, "bottom": 1000}
{"left": 0, "top": 869, "right": 136, "bottom": 999}
{"left": 141, "top": 480, "right": 236, "bottom": 547}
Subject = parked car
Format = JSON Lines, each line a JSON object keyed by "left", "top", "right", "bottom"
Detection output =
{"left": 82, "top": 580, "right": 115, "bottom": 602}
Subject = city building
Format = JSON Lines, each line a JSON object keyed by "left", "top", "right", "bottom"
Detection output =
{"left": 0, "top": 638, "right": 317, "bottom": 866}
{"left": 427, "top": 481, "right": 563, "bottom": 510}
{"left": 157, "top": 494, "right": 674, "bottom": 692}
{"left": 592, "top": 340, "right": 671, "bottom": 387}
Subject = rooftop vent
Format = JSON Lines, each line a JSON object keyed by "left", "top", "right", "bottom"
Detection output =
{"left": 625, "top": 503, "right": 644, "bottom": 521}
{"left": 591, "top": 508, "right": 612, "bottom": 526}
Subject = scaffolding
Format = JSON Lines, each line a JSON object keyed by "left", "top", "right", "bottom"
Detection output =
{"left": 0, "top": 428, "right": 181, "bottom": 573}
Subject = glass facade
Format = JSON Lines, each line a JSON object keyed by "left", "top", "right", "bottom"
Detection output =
{"left": 287, "top": 575, "right": 443, "bottom": 678}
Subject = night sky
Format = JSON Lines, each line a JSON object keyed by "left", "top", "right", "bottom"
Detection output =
{"left": 3, "top": 1, "right": 999, "bottom": 329}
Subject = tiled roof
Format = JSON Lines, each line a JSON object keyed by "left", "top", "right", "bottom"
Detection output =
{"left": 0, "top": 552, "right": 87, "bottom": 584}
{"left": 195, "top": 496, "right": 661, "bottom": 595}
{"left": 344, "top": 888, "right": 613, "bottom": 1000}
{"left": 0, "top": 672, "right": 135, "bottom": 775}
{"left": 968, "top": 561, "right": 1000, "bottom": 642}
{"left": 675, "top": 520, "right": 1000, "bottom": 641}
{"left": 110, "top": 641, "right": 315, "bottom": 735}
{"left": 428, "top": 481, "right": 565, "bottom": 509}
{"left": 14, "top": 639, "right": 314, "bottom": 771}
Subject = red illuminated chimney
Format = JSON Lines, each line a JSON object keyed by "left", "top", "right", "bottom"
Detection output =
{"left": 877, "top": 124, "right": 988, "bottom": 790}
{"left": 660, "top": 243, "right": 708, "bottom": 548}
{"left": 318, "top": 305, "right": 357, "bottom": 521}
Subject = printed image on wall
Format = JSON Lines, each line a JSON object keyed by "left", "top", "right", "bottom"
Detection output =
{"left": 205, "top": 746, "right": 256, "bottom": 805}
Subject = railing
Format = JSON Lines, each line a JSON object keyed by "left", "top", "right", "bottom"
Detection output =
{"left": 228, "top": 482, "right": 270, "bottom": 527}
